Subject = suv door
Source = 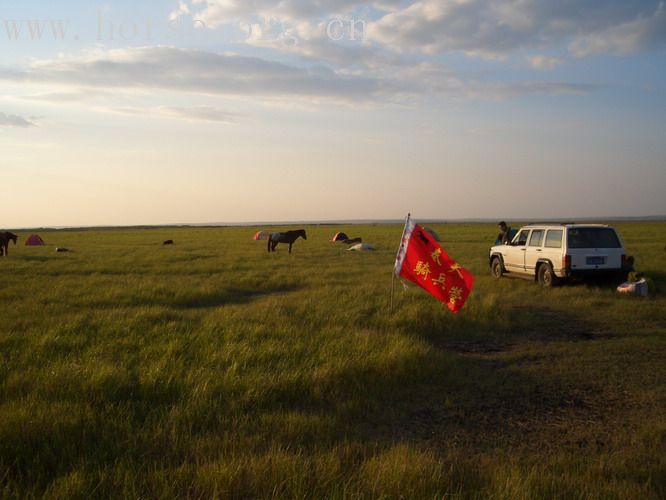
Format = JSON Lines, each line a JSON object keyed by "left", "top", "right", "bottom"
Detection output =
{"left": 543, "top": 229, "right": 564, "bottom": 275}
{"left": 503, "top": 229, "right": 530, "bottom": 273}
{"left": 525, "top": 229, "right": 545, "bottom": 274}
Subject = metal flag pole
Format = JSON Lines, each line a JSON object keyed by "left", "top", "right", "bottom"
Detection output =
{"left": 390, "top": 213, "right": 411, "bottom": 312}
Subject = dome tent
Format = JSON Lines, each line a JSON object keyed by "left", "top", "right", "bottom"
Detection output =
{"left": 331, "top": 232, "right": 348, "bottom": 242}
{"left": 25, "top": 234, "right": 45, "bottom": 246}
{"left": 252, "top": 231, "right": 269, "bottom": 241}
{"left": 348, "top": 243, "right": 375, "bottom": 251}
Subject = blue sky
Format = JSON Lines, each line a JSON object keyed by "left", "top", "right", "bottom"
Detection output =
{"left": 1, "top": 0, "right": 665, "bottom": 227}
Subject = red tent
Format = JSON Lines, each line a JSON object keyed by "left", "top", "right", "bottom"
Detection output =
{"left": 25, "top": 234, "right": 45, "bottom": 246}
{"left": 252, "top": 231, "right": 269, "bottom": 241}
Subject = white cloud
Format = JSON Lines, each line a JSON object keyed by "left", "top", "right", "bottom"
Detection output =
{"left": 0, "top": 46, "right": 599, "bottom": 109}
{"left": 528, "top": 55, "right": 565, "bottom": 70}
{"left": 570, "top": 2, "right": 666, "bottom": 57}
{"left": 0, "top": 111, "right": 37, "bottom": 127}
{"left": 20, "top": 89, "right": 112, "bottom": 103}
{"left": 101, "top": 105, "right": 238, "bottom": 123}
{"left": 0, "top": 46, "right": 398, "bottom": 104}
{"left": 366, "top": 0, "right": 666, "bottom": 58}
{"left": 169, "top": 1, "right": 666, "bottom": 67}
{"left": 177, "top": 0, "right": 400, "bottom": 27}
{"left": 169, "top": 1, "right": 191, "bottom": 22}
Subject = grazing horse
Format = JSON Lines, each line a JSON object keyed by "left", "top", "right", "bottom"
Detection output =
{"left": 0, "top": 231, "right": 18, "bottom": 257}
{"left": 268, "top": 229, "right": 307, "bottom": 254}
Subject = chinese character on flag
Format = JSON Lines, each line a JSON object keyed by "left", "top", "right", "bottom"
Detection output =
{"left": 394, "top": 216, "right": 474, "bottom": 313}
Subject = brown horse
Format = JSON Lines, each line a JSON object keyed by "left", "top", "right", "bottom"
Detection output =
{"left": 267, "top": 229, "right": 307, "bottom": 254}
{"left": 0, "top": 232, "right": 18, "bottom": 257}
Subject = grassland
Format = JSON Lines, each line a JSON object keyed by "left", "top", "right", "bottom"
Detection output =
{"left": 1, "top": 222, "right": 665, "bottom": 499}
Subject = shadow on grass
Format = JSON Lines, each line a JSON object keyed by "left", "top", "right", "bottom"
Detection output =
{"left": 86, "top": 283, "right": 304, "bottom": 310}
{"left": 228, "top": 305, "right": 613, "bottom": 458}
{"left": 392, "top": 299, "right": 613, "bottom": 357}
{"left": 380, "top": 308, "right": 612, "bottom": 449}
{"left": 247, "top": 346, "right": 603, "bottom": 457}
{"left": 170, "top": 285, "right": 301, "bottom": 309}
{"left": 17, "top": 255, "right": 60, "bottom": 262}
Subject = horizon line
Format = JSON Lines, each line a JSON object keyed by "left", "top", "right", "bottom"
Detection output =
{"left": 5, "top": 214, "right": 666, "bottom": 232}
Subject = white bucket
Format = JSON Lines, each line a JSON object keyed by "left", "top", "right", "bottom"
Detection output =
{"left": 617, "top": 278, "right": 648, "bottom": 297}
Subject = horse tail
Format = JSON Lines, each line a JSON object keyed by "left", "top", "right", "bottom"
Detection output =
{"left": 267, "top": 235, "right": 272, "bottom": 252}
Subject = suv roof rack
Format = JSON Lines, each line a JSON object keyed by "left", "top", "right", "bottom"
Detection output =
{"left": 524, "top": 222, "right": 608, "bottom": 227}
{"left": 525, "top": 222, "right": 574, "bottom": 226}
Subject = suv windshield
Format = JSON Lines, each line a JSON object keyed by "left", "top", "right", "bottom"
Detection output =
{"left": 567, "top": 228, "right": 621, "bottom": 249}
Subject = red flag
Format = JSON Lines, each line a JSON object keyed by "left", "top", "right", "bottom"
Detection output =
{"left": 394, "top": 218, "right": 474, "bottom": 313}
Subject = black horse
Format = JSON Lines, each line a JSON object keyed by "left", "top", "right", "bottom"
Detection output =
{"left": 268, "top": 229, "right": 307, "bottom": 254}
{"left": 0, "top": 232, "right": 18, "bottom": 257}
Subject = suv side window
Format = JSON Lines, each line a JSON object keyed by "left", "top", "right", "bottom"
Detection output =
{"left": 529, "top": 230, "right": 544, "bottom": 247}
{"left": 545, "top": 230, "right": 563, "bottom": 248}
{"left": 513, "top": 230, "right": 530, "bottom": 246}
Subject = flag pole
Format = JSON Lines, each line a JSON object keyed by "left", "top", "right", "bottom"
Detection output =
{"left": 390, "top": 213, "right": 411, "bottom": 312}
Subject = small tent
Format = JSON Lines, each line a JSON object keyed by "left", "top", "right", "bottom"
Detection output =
{"left": 25, "top": 234, "right": 45, "bottom": 246}
{"left": 252, "top": 231, "right": 269, "bottom": 241}
{"left": 331, "top": 232, "right": 348, "bottom": 242}
{"left": 348, "top": 243, "right": 375, "bottom": 251}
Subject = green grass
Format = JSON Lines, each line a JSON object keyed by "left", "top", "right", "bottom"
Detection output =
{"left": 1, "top": 223, "right": 665, "bottom": 499}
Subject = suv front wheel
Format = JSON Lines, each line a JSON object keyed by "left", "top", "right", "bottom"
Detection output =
{"left": 537, "top": 263, "right": 559, "bottom": 287}
{"left": 490, "top": 257, "right": 503, "bottom": 278}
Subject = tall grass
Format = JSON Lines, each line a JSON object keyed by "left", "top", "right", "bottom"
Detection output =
{"left": 1, "top": 223, "right": 665, "bottom": 498}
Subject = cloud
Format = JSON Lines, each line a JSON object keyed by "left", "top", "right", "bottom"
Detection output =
{"left": 0, "top": 46, "right": 398, "bottom": 104}
{"left": 0, "top": 111, "right": 37, "bottom": 127}
{"left": 528, "top": 55, "right": 565, "bottom": 70}
{"left": 366, "top": 0, "right": 666, "bottom": 58}
{"left": 0, "top": 46, "right": 599, "bottom": 109}
{"left": 570, "top": 2, "right": 666, "bottom": 56}
{"left": 20, "top": 89, "right": 112, "bottom": 102}
{"left": 173, "top": 0, "right": 666, "bottom": 61}
{"left": 176, "top": 0, "right": 400, "bottom": 26}
{"left": 169, "top": 1, "right": 191, "bottom": 23}
{"left": 102, "top": 105, "right": 238, "bottom": 123}
{"left": 242, "top": 17, "right": 393, "bottom": 68}
{"left": 162, "top": 105, "right": 238, "bottom": 122}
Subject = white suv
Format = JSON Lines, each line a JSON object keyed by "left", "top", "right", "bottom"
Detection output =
{"left": 489, "top": 224, "right": 626, "bottom": 286}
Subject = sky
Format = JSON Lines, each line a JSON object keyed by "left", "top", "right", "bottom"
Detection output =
{"left": 1, "top": 0, "right": 665, "bottom": 227}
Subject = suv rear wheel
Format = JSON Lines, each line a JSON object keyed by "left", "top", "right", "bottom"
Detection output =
{"left": 490, "top": 257, "right": 503, "bottom": 278}
{"left": 537, "top": 263, "right": 559, "bottom": 287}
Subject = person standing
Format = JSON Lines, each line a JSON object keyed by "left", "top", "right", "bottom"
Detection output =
{"left": 497, "top": 221, "right": 512, "bottom": 244}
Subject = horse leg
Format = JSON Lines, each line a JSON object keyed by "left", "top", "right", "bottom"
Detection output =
{"left": 268, "top": 238, "right": 271, "bottom": 253}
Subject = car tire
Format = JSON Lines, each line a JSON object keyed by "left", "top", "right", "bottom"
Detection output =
{"left": 491, "top": 257, "right": 503, "bottom": 278}
{"left": 537, "top": 263, "right": 559, "bottom": 287}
